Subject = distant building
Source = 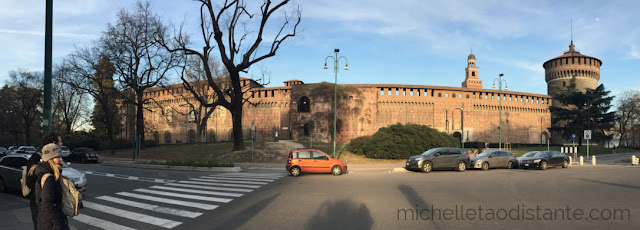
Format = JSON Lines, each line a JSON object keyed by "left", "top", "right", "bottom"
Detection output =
{"left": 122, "top": 52, "right": 554, "bottom": 146}
{"left": 543, "top": 40, "right": 602, "bottom": 144}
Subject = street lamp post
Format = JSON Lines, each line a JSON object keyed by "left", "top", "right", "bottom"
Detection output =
{"left": 324, "top": 49, "right": 349, "bottom": 158}
{"left": 493, "top": 73, "right": 508, "bottom": 150}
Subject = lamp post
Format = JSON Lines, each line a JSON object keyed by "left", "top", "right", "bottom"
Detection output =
{"left": 585, "top": 95, "right": 591, "bottom": 158}
{"left": 493, "top": 73, "right": 507, "bottom": 150}
{"left": 324, "top": 49, "right": 349, "bottom": 158}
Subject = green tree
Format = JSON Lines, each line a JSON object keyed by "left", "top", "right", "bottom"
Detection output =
{"left": 550, "top": 77, "right": 615, "bottom": 146}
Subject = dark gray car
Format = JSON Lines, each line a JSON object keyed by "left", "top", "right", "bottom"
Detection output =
{"left": 470, "top": 150, "right": 517, "bottom": 170}
{"left": 405, "top": 148, "right": 470, "bottom": 173}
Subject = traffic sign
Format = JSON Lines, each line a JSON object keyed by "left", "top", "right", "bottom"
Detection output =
{"left": 572, "top": 134, "right": 576, "bottom": 142}
{"left": 584, "top": 130, "right": 591, "bottom": 140}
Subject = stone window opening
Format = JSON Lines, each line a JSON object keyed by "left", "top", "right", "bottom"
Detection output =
{"left": 298, "top": 96, "right": 311, "bottom": 113}
{"left": 472, "top": 72, "right": 475, "bottom": 76}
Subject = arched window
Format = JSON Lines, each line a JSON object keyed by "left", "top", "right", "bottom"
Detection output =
{"left": 209, "top": 131, "right": 216, "bottom": 142}
{"left": 563, "top": 81, "right": 566, "bottom": 87}
{"left": 188, "top": 129, "right": 196, "bottom": 143}
{"left": 472, "top": 72, "right": 475, "bottom": 77}
{"left": 303, "top": 123, "right": 310, "bottom": 136}
{"left": 298, "top": 96, "right": 310, "bottom": 113}
{"left": 164, "top": 132, "right": 172, "bottom": 144}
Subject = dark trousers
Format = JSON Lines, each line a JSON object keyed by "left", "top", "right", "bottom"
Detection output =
{"left": 30, "top": 205, "right": 38, "bottom": 230}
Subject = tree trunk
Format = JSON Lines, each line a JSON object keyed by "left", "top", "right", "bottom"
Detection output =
{"left": 136, "top": 92, "right": 145, "bottom": 148}
{"left": 231, "top": 104, "right": 244, "bottom": 151}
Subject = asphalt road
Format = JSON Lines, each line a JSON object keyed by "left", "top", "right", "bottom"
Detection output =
{"left": 2, "top": 163, "right": 639, "bottom": 230}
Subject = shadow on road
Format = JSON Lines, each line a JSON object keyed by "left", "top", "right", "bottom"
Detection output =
{"left": 214, "top": 193, "right": 280, "bottom": 229}
{"left": 305, "top": 199, "right": 373, "bottom": 230}
{"left": 581, "top": 179, "right": 640, "bottom": 190}
{"left": 397, "top": 184, "right": 442, "bottom": 230}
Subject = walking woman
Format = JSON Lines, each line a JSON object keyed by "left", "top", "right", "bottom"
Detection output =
{"left": 29, "top": 143, "right": 69, "bottom": 230}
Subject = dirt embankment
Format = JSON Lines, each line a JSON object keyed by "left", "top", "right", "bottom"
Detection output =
{"left": 103, "top": 140, "right": 304, "bottom": 164}
{"left": 216, "top": 140, "right": 304, "bottom": 163}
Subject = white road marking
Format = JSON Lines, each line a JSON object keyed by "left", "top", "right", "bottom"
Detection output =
{"left": 191, "top": 178, "right": 268, "bottom": 185}
{"left": 73, "top": 214, "right": 137, "bottom": 230}
{"left": 134, "top": 189, "right": 233, "bottom": 203}
{"left": 164, "top": 182, "right": 253, "bottom": 193}
{"left": 116, "top": 192, "right": 218, "bottom": 210}
{"left": 150, "top": 185, "right": 243, "bottom": 197}
{"left": 83, "top": 201, "right": 182, "bottom": 229}
{"left": 96, "top": 195, "right": 202, "bottom": 218}
{"left": 200, "top": 176, "right": 274, "bottom": 182}
{"left": 177, "top": 180, "right": 261, "bottom": 188}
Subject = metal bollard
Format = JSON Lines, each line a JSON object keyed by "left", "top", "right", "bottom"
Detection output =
{"left": 592, "top": 155, "right": 596, "bottom": 165}
{"left": 569, "top": 156, "right": 573, "bottom": 163}
{"left": 580, "top": 156, "right": 584, "bottom": 165}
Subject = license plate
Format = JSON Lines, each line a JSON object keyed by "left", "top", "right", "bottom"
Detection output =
{"left": 524, "top": 164, "right": 529, "bottom": 166}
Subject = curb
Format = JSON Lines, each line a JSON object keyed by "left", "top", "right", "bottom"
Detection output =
{"left": 101, "top": 161, "right": 243, "bottom": 172}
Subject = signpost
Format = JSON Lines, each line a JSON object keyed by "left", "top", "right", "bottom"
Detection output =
{"left": 584, "top": 130, "right": 591, "bottom": 158}
{"left": 572, "top": 134, "right": 577, "bottom": 162}
{"left": 251, "top": 120, "right": 256, "bottom": 163}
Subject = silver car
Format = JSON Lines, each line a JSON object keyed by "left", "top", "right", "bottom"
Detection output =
{"left": 470, "top": 150, "right": 517, "bottom": 170}
{"left": 0, "top": 154, "right": 87, "bottom": 193}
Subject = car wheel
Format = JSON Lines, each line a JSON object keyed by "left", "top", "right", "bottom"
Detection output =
{"left": 0, "top": 177, "right": 5, "bottom": 193}
{"left": 421, "top": 161, "right": 432, "bottom": 173}
{"left": 562, "top": 160, "right": 569, "bottom": 168}
{"left": 456, "top": 161, "right": 466, "bottom": 172}
{"left": 540, "top": 161, "right": 547, "bottom": 170}
{"left": 290, "top": 166, "right": 301, "bottom": 177}
{"left": 332, "top": 165, "right": 343, "bottom": 176}
{"left": 481, "top": 162, "right": 489, "bottom": 171}
{"left": 507, "top": 161, "right": 514, "bottom": 169}
{"left": 81, "top": 158, "right": 87, "bottom": 164}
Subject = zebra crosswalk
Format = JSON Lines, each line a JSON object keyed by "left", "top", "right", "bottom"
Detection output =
{"left": 71, "top": 172, "right": 286, "bottom": 229}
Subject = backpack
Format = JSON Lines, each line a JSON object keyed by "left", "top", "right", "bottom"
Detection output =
{"left": 20, "top": 166, "right": 30, "bottom": 197}
{"left": 40, "top": 173, "right": 83, "bottom": 217}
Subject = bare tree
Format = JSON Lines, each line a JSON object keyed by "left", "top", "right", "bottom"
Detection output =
{"left": 0, "top": 85, "right": 21, "bottom": 144}
{"left": 51, "top": 63, "right": 91, "bottom": 134}
{"left": 101, "top": 1, "right": 181, "bottom": 146}
{"left": 615, "top": 90, "right": 640, "bottom": 148}
{"left": 7, "top": 69, "right": 43, "bottom": 144}
{"left": 63, "top": 46, "right": 121, "bottom": 153}
{"left": 161, "top": 0, "right": 300, "bottom": 150}
{"left": 167, "top": 56, "right": 231, "bottom": 143}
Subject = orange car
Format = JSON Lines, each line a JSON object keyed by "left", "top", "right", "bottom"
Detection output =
{"left": 286, "top": 148, "right": 347, "bottom": 176}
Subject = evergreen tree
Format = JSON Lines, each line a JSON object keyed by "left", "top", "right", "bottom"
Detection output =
{"left": 550, "top": 76, "right": 615, "bottom": 145}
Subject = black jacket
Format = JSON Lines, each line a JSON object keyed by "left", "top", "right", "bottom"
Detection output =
{"left": 34, "top": 162, "right": 67, "bottom": 230}
{"left": 26, "top": 152, "right": 41, "bottom": 206}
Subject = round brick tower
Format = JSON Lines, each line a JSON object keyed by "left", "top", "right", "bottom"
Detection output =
{"left": 544, "top": 41, "right": 602, "bottom": 107}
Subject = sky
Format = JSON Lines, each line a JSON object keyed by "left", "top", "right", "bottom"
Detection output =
{"left": 1, "top": 0, "right": 639, "bottom": 102}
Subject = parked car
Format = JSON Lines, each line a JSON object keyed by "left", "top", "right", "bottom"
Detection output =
{"left": 60, "top": 146, "right": 71, "bottom": 158}
{"left": 405, "top": 148, "right": 470, "bottom": 173}
{"left": 0, "top": 147, "right": 6, "bottom": 157}
{"left": 6, "top": 146, "right": 18, "bottom": 155}
{"left": 66, "top": 147, "right": 99, "bottom": 164}
{"left": 518, "top": 151, "right": 570, "bottom": 170}
{"left": 515, "top": 151, "right": 539, "bottom": 168}
{"left": 0, "top": 154, "right": 87, "bottom": 193}
{"left": 15, "top": 146, "right": 37, "bottom": 155}
{"left": 286, "top": 148, "right": 348, "bottom": 176}
{"left": 470, "top": 150, "right": 517, "bottom": 170}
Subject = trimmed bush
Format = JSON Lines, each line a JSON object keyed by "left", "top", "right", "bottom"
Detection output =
{"left": 346, "top": 136, "right": 372, "bottom": 155}
{"left": 359, "top": 123, "right": 459, "bottom": 159}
